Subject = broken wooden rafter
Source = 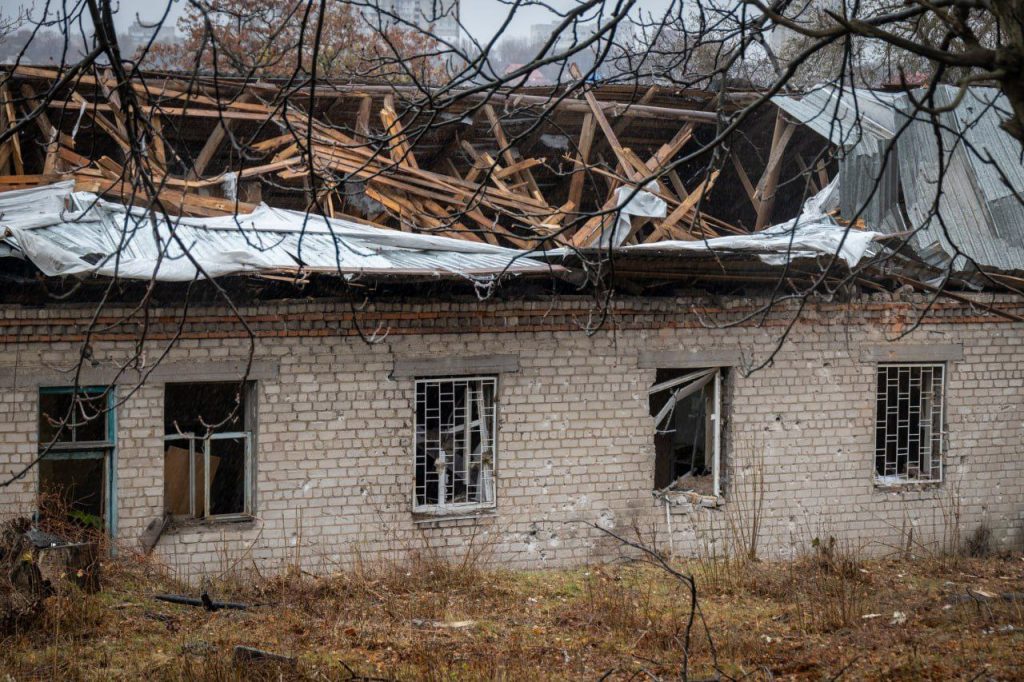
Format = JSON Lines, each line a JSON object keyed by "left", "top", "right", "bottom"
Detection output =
{"left": 354, "top": 95, "right": 373, "bottom": 142}
{"left": 646, "top": 123, "right": 694, "bottom": 172}
{"left": 459, "top": 139, "right": 515, "bottom": 194}
{"left": 75, "top": 172, "right": 259, "bottom": 217}
{"left": 492, "top": 157, "right": 544, "bottom": 180}
{"left": 189, "top": 93, "right": 255, "bottom": 179}
{"left": 15, "top": 65, "right": 273, "bottom": 115}
{"left": 754, "top": 111, "right": 798, "bottom": 230}
{"left": 569, "top": 64, "right": 643, "bottom": 184}
{"left": 508, "top": 91, "right": 719, "bottom": 125}
{"left": 48, "top": 99, "right": 278, "bottom": 123}
{"left": 567, "top": 113, "right": 595, "bottom": 218}
{"left": 0, "top": 173, "right": 65, "bottom": 190}
{"left": 483, "top": 104, "right": 544, "bottom": 203}
{"left": 380, "top": 95, "right": 420, "bottom": 170}
{"left": 644, "top": 170, "right": 721, "bottom": 243}
{"left": 730, "top": 151, "right": 758, "bottom": 211}
{"left": 0, "top": 84, "right": 24, "bottom": 176}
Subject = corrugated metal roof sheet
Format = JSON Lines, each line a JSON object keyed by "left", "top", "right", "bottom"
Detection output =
{"left": 774, "top": 85, "right": 1024, "bottom": 271}
{"left": 0, "top": 182, "right": 555, "bottom": 281}
{"left": 773, "top": 85, "right": 900, "bottom": 148}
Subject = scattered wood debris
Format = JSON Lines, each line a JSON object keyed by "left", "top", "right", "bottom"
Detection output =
{"left": 411, "top": 618, "right": 477, "bottom": 629}
{"left": 0, "top": 64, "right": 758, "bottom": 249}
{"left": 154, "top": 591, "right": 248, "bottom": 611}
{"left": 233, "top": 645, "right": 297, "bottom": 668}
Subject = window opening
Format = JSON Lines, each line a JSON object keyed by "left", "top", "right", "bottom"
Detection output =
{"left": 163, "top": 382, "right": 254, "bottom": 519}
{"left": 37, "top": 387, "right": 115, "bottom": 530}
{"left": 414, "top": 376, "right": 496, "bottom": 513}
{"left": 875, "top": 363, "right": 944, "bottom": 484}
{"left": 649, "top": 368, "right": 722, "bottom": 498}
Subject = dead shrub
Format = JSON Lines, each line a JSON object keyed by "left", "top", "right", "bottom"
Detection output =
{"left": 37, "top": 577, "right": 107, "bottom": 642}
{"left": 35, "top": 492, "right": 110, "bottom": 555}
{"left": 789, "top": 536, "right": 873, "bottom": 633}
{"left": 963, "top": 523, "right": 993, "bottom": 558}
{"left": 576, "top": 565, "right": 685, "bottom": 654}
{"left": 724, "top": 437, "right": 766, "bottom": 563}
{"left": 686, "top": 437, "right": 768, "bottom": 597}
{"left": 809, "top": 534, "right": 866, "bottom": 579}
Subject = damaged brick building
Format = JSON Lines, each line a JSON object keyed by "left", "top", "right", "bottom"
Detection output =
{"left": 0, "top": 69, "right": 1021, "bottom": 577}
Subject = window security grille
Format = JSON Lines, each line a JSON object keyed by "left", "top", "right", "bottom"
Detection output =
{"left": 875, "top": 364, "right": 944, "bottom": 484}
{"left": 414, "top": 377, "right": 496, "bottom": 513}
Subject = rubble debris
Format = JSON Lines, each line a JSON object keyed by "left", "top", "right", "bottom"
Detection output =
{"left": 138, "top": 513, "right": 170, "bottom": 555}
{"left": 411, "top": 618, "right": 477, "bottom": 629}
{"left": 2, "top": 516, "right": 102, "bottom": 633}
{"left": 233, "top": 645, "right": 298, "bottom": 668}
{"left": 0, "top": 64, "right": 744, "bottom": 251}
{"left": 154, "top": 591, "right": 248, "bottom": 611}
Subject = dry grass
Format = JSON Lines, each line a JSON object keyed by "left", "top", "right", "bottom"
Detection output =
{"left": 1, "top": 547, "right": 1023, "bottom": 681}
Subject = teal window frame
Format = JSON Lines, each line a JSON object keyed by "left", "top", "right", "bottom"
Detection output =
{"left": 37, "top": 386, "right": 117, "bottom": 536}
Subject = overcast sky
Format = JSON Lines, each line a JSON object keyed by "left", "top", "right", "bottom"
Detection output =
{"left": 1, "top": 0, "right": 676, "bottom": 41}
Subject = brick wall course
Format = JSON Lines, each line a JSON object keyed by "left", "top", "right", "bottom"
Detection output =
{"left": 0, "top": 293, "right": 1021, "bottom": 580}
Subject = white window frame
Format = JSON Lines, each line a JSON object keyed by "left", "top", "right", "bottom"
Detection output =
{"left": 650, "top": 367, "right": 723, "bottom": 498}
{"left": 162, "top": 380, "right": 257, "bottom": 521}
{"left": 874, "top": 362, "right": 945, "bottom": 486}
{"left": 163, "top": 431, "right": 254, "bottom": 520}
{"left": 412, "top": 375, "right": 498, "bottom": 516}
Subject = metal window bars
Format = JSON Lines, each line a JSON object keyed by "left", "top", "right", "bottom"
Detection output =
{"left": 875, "top": 363, "right": 945, "bottom": 485}
{"left": 414, "top": 376, "right": 497, "bottom": 513}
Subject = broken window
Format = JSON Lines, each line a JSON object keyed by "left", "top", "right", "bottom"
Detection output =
{"left": 163, "top": 382, "right": 255, "bottom": 519}
{"left": 875, "top": 363, "right": 944, "bottom": 485}
{"left": 414, "top": 377, "right": 496, "bottom": 514}
{"left": 649, "top": 368, "right": 723, "bottom": 498}
{"left": 37, "top": 387, "right": 115, "bottom": 529}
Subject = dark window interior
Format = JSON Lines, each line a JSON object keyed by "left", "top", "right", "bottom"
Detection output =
{"left": 39, "top": 457, "right": 105, "bottom": 519}
{"left": 37, "top": 388, "right": 112, "bottom": 529}
{"left": 39, "top": 390, "right": 108, "bottom": 444}
{"left": 164, "top": 382, "right": 246, "bottom": 435}
{"left": 208, "top": 437, "right": 246, "bottom": 515}
{"left": 874, "top": 364, "right": 943, "bottom": 482}
{"left": 650, "top": 368, "right": 719, "bottom": 493}
{"left": 414, "top": 378, "right": 495, "bottom": 508}
{"left": 163, "top": 382, "right": 251, "bottom": 517}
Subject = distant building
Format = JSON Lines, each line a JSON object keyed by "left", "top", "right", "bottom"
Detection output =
{"left": 372, "top": 0, "right": 461, "bottom": 42}
{"left": 530, "top": 19, "right": 588, "bottom": 52}
{"left": 120, "top": 19, "right": 176, "bottom": 55}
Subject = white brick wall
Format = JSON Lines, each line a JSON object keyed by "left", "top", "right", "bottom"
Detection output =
{"left": 1, "top": 294, "right": 1022, "bottom": 580}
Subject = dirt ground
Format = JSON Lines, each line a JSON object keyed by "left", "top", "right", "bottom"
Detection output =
{"left": 2, "top": 548, "right": 1023, "bottom": 681}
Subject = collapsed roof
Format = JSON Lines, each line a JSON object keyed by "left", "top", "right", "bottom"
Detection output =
{"left": 0, "top": 181, "right": 555, "bottom": 282}
{"left": 774, "top": 85, "right": 1024, "bottom": 276}
{"left": 0, "top": 67, "right": 1018, "bottom": 302}
{"left": 0, "top": 65, "right": 822, "bottom": 250}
